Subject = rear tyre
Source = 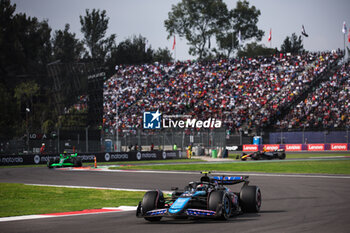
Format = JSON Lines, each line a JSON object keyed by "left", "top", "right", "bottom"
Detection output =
{"left": 47, "top": 158, "right": 54, "bottom": 168}
{"left": 142, "top": 190, "right": 164, "bottom": 222}
{"left": 278, "top": 152, "right": 286, "bottom": 160}
{"left": 73, "top": 157, "right": 82, "bottom": 167}
{"left": 240, "top": 186, "right": 261, "bottom": 213}
{"left": 208, "top": 191, "right": 231, "bottom": 220}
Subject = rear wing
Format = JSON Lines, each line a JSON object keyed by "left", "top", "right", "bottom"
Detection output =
{"left": 200, "top": 172, "right": 249, "bottom": 185}
{"left": 211, "top": 175, "right": 249, "bottom": 185}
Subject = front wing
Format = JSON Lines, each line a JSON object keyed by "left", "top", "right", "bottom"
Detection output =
{"left": 48, "top": 162, "right": 74, "bottom": 168}
{"left": 136, "top": 202, "right": 222, "bottom": 218}
{"left": 137, "top": 208, "right": 218, "bottom": 218}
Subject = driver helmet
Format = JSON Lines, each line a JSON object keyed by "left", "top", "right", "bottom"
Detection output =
{"left": 196, "top": 184, "right": 207, "bottom": 191}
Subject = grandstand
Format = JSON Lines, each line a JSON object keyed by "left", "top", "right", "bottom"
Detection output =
{"left": 1, "top": 51, "right": 348, "bottom": 154}
{"left": 277, "top": 61, "right": 350, "bottom": 129}
{"left": 103, "top": 51, "right": 345, "bottom": 135}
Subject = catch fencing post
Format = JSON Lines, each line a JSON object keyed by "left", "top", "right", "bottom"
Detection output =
{"left": 85, "top": 126, "right": 90, "bottom": 152}
{"left": 57, "top": 128, "right": 60, "bottom": 153}
{"left": 239, "top": 130, "right": 242, "bottom": 146}
{"left": 182, "top": 131, "right": 185, "bottom": 155}
{"left": 138, "top": 129, "right": 141, "bottom": 149}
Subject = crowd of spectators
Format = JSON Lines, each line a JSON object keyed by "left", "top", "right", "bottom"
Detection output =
{"left": 102, "top": 51, "right": 342, "bottom": 134}
{"left": 64, "top": 95, "right": 88, "bottom": 114}
{"left": 276, "top": 61, "right": 349, "bottom": 129}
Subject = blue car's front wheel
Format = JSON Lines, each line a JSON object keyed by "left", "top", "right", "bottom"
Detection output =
{"left": 208, "top": 191, "right": 231, "bottom": 220}
{"left": 141, "top": 190, "right": 164, "bottom": 222}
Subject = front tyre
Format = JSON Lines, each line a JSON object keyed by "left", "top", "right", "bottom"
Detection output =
{"left": 141, "top": 190, "right": 164, "bottom": 222}
{"left": 251, "top": 152, "right": 260, "bottom": 160}
{"left": 208, "top": 191, "right": 231, "bottom": 220}
{"left": 240, "top": 186, "right": 261, "bottom": 213}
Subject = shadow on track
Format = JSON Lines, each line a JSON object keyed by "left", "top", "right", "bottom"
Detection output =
{"left": 264, "top": 196, "right": 318, "bottom": 201}
{"left": 137, "top": 213, "right": 264, "bottom": 225}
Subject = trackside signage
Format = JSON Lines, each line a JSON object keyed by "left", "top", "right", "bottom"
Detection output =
{"left": 242, "top": 143, "right": 349, "bottom": 151}
{"left": 285, "top": 144, "right": 302, "bottom": 151}
{"left": 330, "top": 143, "right": 348, "bottom": 151}
{"left": 307, "top": 144, "right": 325, "bottom": 151}
{"left": 0, "top": 151, "right": 180, "bottom": 166}
{"left": 264, "top": 144, "right": 279, "bottom": 151}
{"left": 243, "top": 145, "right": 259, "bottom": 151}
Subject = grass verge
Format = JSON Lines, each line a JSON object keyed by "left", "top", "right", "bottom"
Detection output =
{"left": 109, "top": 160, "right": 350, "bottom": 175}
{"left": 0, "top": 158, "right": 202, "bottom": 168}
{"left": 0, "top": 183, "right": 144, "bottom": 217}
{"left": 85, "top": 158, "right": 203, "bottom": 166}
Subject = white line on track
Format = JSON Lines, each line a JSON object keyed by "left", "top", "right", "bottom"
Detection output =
{"left": 0, "top": 206, "right": 137, "bottom": 223}
{"left": 0, "top": 215, "right": 54, "bottom": 222}
{"left": 24, "top": 183, "right": 172, "bottom": 194}
{"left": 99, "top": 169, "right": 350, "bottom": 179}
{"left": 24, "top": 183, "right": 157, "bottom": 192}
{"left": 58, "top": 165, "right": 350, "bottom": 179}
{"left": 0, "top": 184, "right": 167, "bottom": 223}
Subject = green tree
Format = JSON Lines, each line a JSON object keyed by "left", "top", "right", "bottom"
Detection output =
{"left": 216, "top": 32, "right": 238, "bottom": 58}
{"left": 52, "top": 24, "right": 85, "bottom": 62}
{"left": 0, "top": 0, "right": 17, "bottom": 85}
{"left": 42, "top": 119, "right": 54, "bottom": 134}
{"left": 237, "top": 42, "right": 277, "bottom": 57}
{"left": 14, "top": 15, "right": 52, "bottom": 74}
{"left": 110, "top": 35, "right": 153, "bottom": 65}
{"left": 80, "top": 9, "right": 116, "bottom": 61}
{"left": 0, "top": 0, "right": 52, "bottom": 87}
{"left": 232, "top": 0, "right": 264, "bottom": 43}
{"left": 153, "top": 48, "right": 173, "bottom": 63}
{"left": 0, "top": 0, "right": 56, "bottom": 138}
{"left": 13, "top": 81, "right": 40, "bottom": 132}
{"left": 164, "top": 0, "right": 230, "bottom": 60}
{"left": 57, "top": 108, "right": 87, "bottom": 130}
{"left": 14, "top": 81, "right": 40, "bottom": 104}
{"left": 281, "top": 33, "right": 304, "bottom": 54}
{"left": 0, "top": 83, "right": 17, "bottom": 139}
{"left": 217, "top": 0, "right": 264, "bottom": 58}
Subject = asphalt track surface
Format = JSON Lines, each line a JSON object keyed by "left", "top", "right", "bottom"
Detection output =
{"left": 1, "top": 167, "right": 350, "bottom": 233}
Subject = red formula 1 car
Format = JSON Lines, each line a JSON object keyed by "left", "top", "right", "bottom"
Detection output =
{"left": 238, "top": 149, "right": 286, "bottom": 161}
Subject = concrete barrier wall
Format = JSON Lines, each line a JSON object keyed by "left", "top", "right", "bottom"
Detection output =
{"left": 0, "top": 150, "right": 181, "bottom": 166}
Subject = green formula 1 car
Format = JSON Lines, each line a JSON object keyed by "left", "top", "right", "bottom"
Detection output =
{"left": 47, "top": 152, "right": 82, "bottom": 168}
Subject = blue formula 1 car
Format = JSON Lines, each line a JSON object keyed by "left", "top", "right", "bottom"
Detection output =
{"left": 136, "top": 172, "right": 261, "bottom": 221}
